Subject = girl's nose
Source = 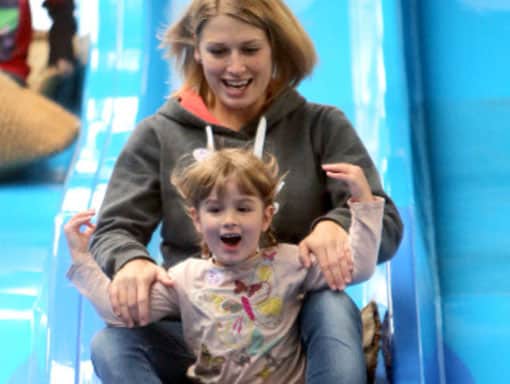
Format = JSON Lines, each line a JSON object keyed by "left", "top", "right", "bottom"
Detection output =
{"left": 223, "top": 209, "right": 239, "bottom": 227}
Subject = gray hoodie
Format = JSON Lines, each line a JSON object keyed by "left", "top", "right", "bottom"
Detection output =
{"left": 90, "top": 87, "right": 403, "bottom": 276}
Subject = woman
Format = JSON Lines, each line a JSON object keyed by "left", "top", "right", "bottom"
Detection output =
{"left": 89, "top": 0, "right": 403, "bottom": 383}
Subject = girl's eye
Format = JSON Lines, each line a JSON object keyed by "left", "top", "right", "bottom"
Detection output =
{"left": 238, "top": 206, "right": 253, "bottom": 213}
{"left": 206, "top": 206, "right": 221, "bottom": 213}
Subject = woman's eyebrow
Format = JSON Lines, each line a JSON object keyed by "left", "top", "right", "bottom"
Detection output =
{"left": 205, "top": 38, "right": 264, "bottom": 46}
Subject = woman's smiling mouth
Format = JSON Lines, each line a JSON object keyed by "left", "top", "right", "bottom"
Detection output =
{"left": 222, "top": 79, "right": 251, "bottom": 89}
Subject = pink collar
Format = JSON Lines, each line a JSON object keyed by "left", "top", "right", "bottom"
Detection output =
{"left": 178, "top": 89, "right": 220, "bottom": 125}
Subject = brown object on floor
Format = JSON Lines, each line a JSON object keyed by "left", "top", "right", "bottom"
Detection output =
{"left": 0, "top": 73, "right": 79, "bottom": 172}
{"left": 361, "top": 301, "right": 382, "bottom": 383}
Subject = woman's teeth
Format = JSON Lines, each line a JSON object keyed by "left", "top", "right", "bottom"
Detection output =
{"left": 223, "top": 79, "right": 250, "bottom": 88}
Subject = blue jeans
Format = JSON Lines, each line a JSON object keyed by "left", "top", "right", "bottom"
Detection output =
{"left": 299, "top": 289, "right": 366, "bottom": 383}
{"left": 91, "top": 290, "right": 365, "bottom": 383}
{"left": 91, "top": 320, "right": 194, "bottom": 383}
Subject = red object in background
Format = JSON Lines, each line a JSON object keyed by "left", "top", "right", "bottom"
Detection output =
{"left": 0, "top": 0, "right": 33, "bottom": 82}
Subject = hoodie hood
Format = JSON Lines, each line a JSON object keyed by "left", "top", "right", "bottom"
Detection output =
{"left": 177, "top": 89, "right": 220, "bottom": 125}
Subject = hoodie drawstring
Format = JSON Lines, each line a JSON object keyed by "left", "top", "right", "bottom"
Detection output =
{"left": 204, "top": 116, "right": 267, "bottom": 158}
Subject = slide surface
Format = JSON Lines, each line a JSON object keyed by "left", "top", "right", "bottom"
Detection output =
{"left": 8, "top": 0, "right": 509, "bottom": 382}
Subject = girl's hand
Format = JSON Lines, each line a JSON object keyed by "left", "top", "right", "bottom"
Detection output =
{"left": 63, "top": 209, "right": 96, "bottom": 263}
{"left": 299, "top": 220, "right": 353, "bottom": 290}
{"left": 322, "top": 163, "right": 374, "bottom": 202}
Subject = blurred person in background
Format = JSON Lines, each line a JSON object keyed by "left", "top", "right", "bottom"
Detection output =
{"left": 0, "top": 0, "right": 76, "bottom": 86}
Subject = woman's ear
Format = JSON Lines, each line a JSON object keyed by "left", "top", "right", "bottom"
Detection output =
{"left": 189, "top": 207, "right": 202, "bottom": 234}
{"left": 261, "top": 204, "right": 275, "bottom": 232}
{"left": 194, "top": 48, "right": 201, "bottom": 64}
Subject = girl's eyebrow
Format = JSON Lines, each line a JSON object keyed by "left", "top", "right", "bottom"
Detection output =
{"left": 236, "top": 196, "right": 258, "bottom": 204}
{"left": 203, "top": 197, "right": 219, "bottom": 204}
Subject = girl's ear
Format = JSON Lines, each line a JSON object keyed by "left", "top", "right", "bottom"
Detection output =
{"left": 189, "top": 207, "right": 202, "bottom": 234}
{"left": 261, "top": 204, "right": 274, "bottom": 232}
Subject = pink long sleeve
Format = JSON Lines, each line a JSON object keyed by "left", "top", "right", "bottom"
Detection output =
{"left": 348, "top": 196, "right": 385, "bottom": 283}
{"left": 67, "top": 258, "right": 179, "bottom": 326}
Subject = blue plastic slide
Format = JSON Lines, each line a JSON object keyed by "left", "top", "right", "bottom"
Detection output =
{"left": 4, "top": 0, "right": 508, "bottom": 383}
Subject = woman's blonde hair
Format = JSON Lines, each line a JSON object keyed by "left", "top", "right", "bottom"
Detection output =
{"left": 171, "top": 147, "right": 281, "bottom": 253}
{"left": 161, "top": 0, "right": 317, "bottom": 103}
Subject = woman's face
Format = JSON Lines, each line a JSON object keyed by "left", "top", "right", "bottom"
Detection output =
{"left": 194, "top": 15, "right": 273, "bottom": 126}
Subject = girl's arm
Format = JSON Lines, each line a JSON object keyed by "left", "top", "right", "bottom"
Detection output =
{"left": 346, "top": 198, "right": 384, "bottom": 283}
{"left": 311, "top": 108, "right": 402, "bottom": 264}
{"left": 322, "top": 163, "right": 384, "bottom": 283}
{"left": 67, "top": 259, "right": 178, "bottom": 327}
{"left": 299, "top": 107, "right": 402, "bottom": 291}
{"left": 302, "top": 197, "right": 384, "bottom": 290}
{"left": 64, "top": 211, "right": 178, "bottom": 327}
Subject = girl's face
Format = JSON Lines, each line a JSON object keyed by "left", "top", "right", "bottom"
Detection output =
{"left": 190, "top": 179, "right": 273, "bottom": 266}
{"left": 194, "top": 15, "right": 273, "bottom": 127}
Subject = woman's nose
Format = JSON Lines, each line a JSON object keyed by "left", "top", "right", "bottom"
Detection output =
{"left": 227, "top": 52, "right": 246, "bottom": 73}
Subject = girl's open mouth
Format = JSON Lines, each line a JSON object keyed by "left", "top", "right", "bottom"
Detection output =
{"left": 220, "top": 233, "right": 242, "bottom": 246}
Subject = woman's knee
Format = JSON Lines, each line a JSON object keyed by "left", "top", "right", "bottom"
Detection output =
{"left": 90, "top": 327, "right": 135, "bottom": 371}
{"left": 299, "top": 290, "right": 366, "bottom": 383}
{"left": 300, "top": 289, "right": 362, "bottom": 339}
{"left": 90, "top": 322, "right": 193, "bottom": 383}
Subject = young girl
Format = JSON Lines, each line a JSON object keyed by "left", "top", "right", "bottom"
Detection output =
{"left": 65, "top": 148, "right": 385, "bottom": 384}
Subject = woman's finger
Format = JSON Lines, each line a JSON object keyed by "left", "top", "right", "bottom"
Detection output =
{"left": 109, "top": 283, "right": 121, "bottom": 318}
{"left": 330, "top": 245, "right": 348, "bottom": 290}
{"left": 117, "top": 284, "right": 133, "bottom": 327}
{"left": 137, "top": 280, "right": 151, "bottom": 326}
{"left": 298, "top": 241, "right": 313, "bottom": 268}
{"left": 316, "top": 248, "right": 337, "bottom": 290}
{"left": 126, "top": 283, "right": 139, "bottom": 326}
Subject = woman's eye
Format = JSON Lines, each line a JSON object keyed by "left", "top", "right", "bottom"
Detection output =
{"left": 208, "top": 48, "right": 228, "bottom": 56}
{"left": 242, "top": 47, "right": 259, "bottom": 55}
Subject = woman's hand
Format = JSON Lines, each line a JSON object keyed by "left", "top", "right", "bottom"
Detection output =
{"left": 322, "top": 163, "right": 374, "bottom": 202}
{"left": 64, "top": 209, "right": 96, "bottom": 263}
{"left": 299, "top": 220, "right": 353, "bottom": 290}
{"left": 109, "top": 259, "right": 174, "bottom": 327}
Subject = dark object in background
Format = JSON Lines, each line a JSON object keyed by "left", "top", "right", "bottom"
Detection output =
{"left": 43, "top": 0, "right": 77, "bottom": 67}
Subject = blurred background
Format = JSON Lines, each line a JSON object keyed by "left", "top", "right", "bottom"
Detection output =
{"left": 0, "top": 0, "right": 509, "bottom": 382}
